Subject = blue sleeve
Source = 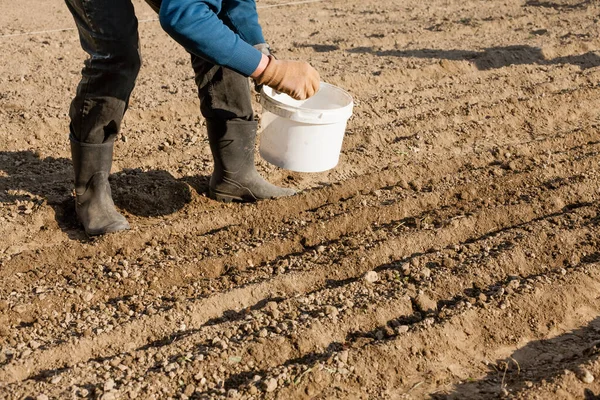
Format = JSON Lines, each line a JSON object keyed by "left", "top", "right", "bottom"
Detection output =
{"left": 221, "top": 0, "right": 265, "bottom": 46}
{"left": 159, "top": 0, "right": 263, "bottom": 76}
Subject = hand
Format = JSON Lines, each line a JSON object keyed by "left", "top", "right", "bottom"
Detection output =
{"left": 254, "top": 55, "right": 320, "bottom": 100}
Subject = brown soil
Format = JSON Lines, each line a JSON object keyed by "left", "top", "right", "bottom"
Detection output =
{"left": 2, "top": 0, "right": 600, "bottom": 399}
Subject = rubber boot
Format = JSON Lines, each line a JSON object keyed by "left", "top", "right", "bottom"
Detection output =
{"left": 206, "top": 119, "right": 296, "bottom": 202}
{"left": 70, "top": 138, "right": 130, "bottom": 236}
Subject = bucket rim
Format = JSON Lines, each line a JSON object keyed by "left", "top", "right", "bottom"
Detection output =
{"left": 260, "top": 82, "right": 353, "bottom": 124}
{"left": 261, "top": 82, "right": 353, "bottom": 113}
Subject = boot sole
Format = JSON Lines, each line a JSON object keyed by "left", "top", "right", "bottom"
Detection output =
{"left": 81, "top": 218, "right": 131, "bottom": 237}
{"left": 208, "top": 188, "right": 249, "bottom": 203}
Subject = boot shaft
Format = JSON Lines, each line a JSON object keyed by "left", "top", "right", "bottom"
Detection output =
{"left": 70, "top": 138, "right": 114, "bottom": 193}
{"left": 206, "top": 119, "right": 257, "bottom": 179}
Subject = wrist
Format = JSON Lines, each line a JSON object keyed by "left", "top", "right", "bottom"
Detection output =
{"left": 250, "top": 54, "right": 269, "bottom": 79}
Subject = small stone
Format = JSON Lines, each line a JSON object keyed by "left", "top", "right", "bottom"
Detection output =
{"left": 101, "top": 393, "right": 116, "bottom": 400}
{"left": 29, "top": 340, "right": 41, "bottom": 350}
{"left": 363, "top": 271, "right": 379, "bottom": 283}
{"left": 396, "top": 325, "right": 409, "bottom": 334}
{"left": 263, "top": 378, "right": 278, "bottom": 392}
{"left": 265, "top": 301, "right": 278, "bottom": 312}
{"left": 109, "top": 358, "right": 122, "bottom": 368}
{"left": 478, "top": 293, "right": 487, "bottom": 302}
{"left": 248, "top": 386, "right": 258, "bottom": 395}
{"left": 0, "top": 300, "right": 8, "bottom": 312}
{"left": 104, "top": 378, "right": 115, "bottom": 391}
{"left": 401, "top": 264, "right": 411, "bottom": 275}
{"left": 36, "top": 395, "right": 49, "bottom": 400}
{"left": 82, "top": 292, "right": 94, "bottom": 302}
{"left": 339, "top": 350, "right": 349, "bottom": 364}
{"left": 419, "top": 267, "right": 431, "bottom": 279}
{"left": 50, "top": 375, "right": 62, "bottom": 384}
{"left": 579, "top": 368, "right": 595, "bottom": 384}
{"left": 165, "top": 362, "right": 178, "bottom": 372}
{"left": 78, "top": 387, "right": 90, "bottom": 397}
{"left": 13, "top": 304, "right": 27, "bottom": 314}
{"left": 414, "top": 293, "right": 437, "bottom": 313}
{"left": 324, "top": 305, "right": 339, "bottom": 317}
{"left": 0, "top": 326, "right": 9, "bottom": 337}
{"left": 184, "top": 384, "right": 195, "bottom": 397}
{"left": 316, "top": 245, "right": 326, "bottom": 253}
{"left": 194, "top": 372, "right": 204, "bottom": 381}
{"left": 258, "top": 329, "right": 268, "bottom": 338}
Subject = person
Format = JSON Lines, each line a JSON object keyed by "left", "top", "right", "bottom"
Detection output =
{"left": 64, "top": 0, "right": 320, "bottom": 236}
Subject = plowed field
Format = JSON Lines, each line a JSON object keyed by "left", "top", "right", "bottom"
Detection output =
{"left": 2, "top": 0, "right": 600, "bottom": 399}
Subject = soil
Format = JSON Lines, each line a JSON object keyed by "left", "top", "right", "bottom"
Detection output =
{"left": 1, "top": 0, "right": 600, "bottom": 399}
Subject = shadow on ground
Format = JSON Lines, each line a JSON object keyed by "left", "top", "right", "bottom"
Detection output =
{"left": 433, "top": 317, "right": 600, "bottom": 399}
{"left": 0, "top": 151, "right": 204, "bottom": 238}
{"left": 348, "top": 45, "right": 600, "bottom": 70}
{"left": 524, "top": 0, "right": 593, "bottom": 10}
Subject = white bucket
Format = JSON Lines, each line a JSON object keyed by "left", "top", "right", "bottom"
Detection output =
{"left": 259, "top": 82, "right": 354, "bottom": 173}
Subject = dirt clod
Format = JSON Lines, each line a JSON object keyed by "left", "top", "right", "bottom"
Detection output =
{"left": 414, "top": 293, "right": 437, "bottom": 313}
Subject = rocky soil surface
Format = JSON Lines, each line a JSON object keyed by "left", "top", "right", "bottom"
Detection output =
{"left": 2, "top": 0, "right": 600, "bottom": 398}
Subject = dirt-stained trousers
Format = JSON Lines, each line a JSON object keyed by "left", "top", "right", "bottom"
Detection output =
{"left": 64, "top": 0, "right": 255, "bottom": 144}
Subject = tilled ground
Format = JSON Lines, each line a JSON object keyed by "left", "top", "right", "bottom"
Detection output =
{"left": 2, "top": 0, "right": 600, "bottom": 399}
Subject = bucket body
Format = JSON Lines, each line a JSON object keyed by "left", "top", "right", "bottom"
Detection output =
{"left": 259, "top": 83, "right": 353, "bottom": 173}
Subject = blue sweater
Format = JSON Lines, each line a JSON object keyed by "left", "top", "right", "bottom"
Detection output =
{"left": 160, "top": 0, "right": 265, "bottom": 77}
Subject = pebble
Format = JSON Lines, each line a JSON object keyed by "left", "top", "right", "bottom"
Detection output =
{"left": 263, "top": 378, "right": 278, "bottom": 392}
{"left": 419, "top": 267, "right": 432, "bottom": 279}
{"left": 13, "top": 304, "right": 27, "bottom": 314}
{"left": 324, "top": 305, "right": 339, "bottom": 317}
{"left": 184, "top": 384, "right": 195, "bottom": 397}
{"left": 363, "top": 271, "right": 379, "bottom": 283}
{"left": 100, "top": 393, "right": 116, "bottom": 400}
{"left": 339, "top": 350, "right": 349, "bottom": 364}
{"left": 29, "top": 340, "right": 41, "bottom": 350}
{"left": 0, "top": 300, "right": 8, "bottom": 312}
{"left": 82, "top": 292, "right": 94, "bottom": 302}
{"left": 36, "top": 395, "right": 49, "bottom": 400}
{"left": 248, "top": 386, "right": 258, "bottom": 395}
{"left": 104, "top": 378, "right": 115, "bottom": 391}
{"left": 579, "top": 368, "right": 595, "bottom": 384}
{"left": 396, "top": 325, "right": 409, "bottom": 334}
{"left": 316, "top": 245, "right": 326, "bottom": 253}
{"left": 258, "top": 329, "right": 268, "bottom": 338}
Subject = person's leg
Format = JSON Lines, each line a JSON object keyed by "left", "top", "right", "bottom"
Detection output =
{"left": 65, "top": 0, "right": 141, "bottom": 235}
{"left": 191, "top": 56, "right": 296, "bottom": 202}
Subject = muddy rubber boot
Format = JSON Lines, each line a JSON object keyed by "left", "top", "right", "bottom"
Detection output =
{"left": 70, "top": 138, "right": 130, "bottom": 236}
{"left": 206, "top": 119, "right": 296, "bottom": 202}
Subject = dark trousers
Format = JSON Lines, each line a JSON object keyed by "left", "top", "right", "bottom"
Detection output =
{"left": 65, "top": 0, "right": 255, "bottom": 144}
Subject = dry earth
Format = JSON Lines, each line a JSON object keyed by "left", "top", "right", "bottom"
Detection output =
{"left": 1, "top": 0, "right": 600, "bottom": 399}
